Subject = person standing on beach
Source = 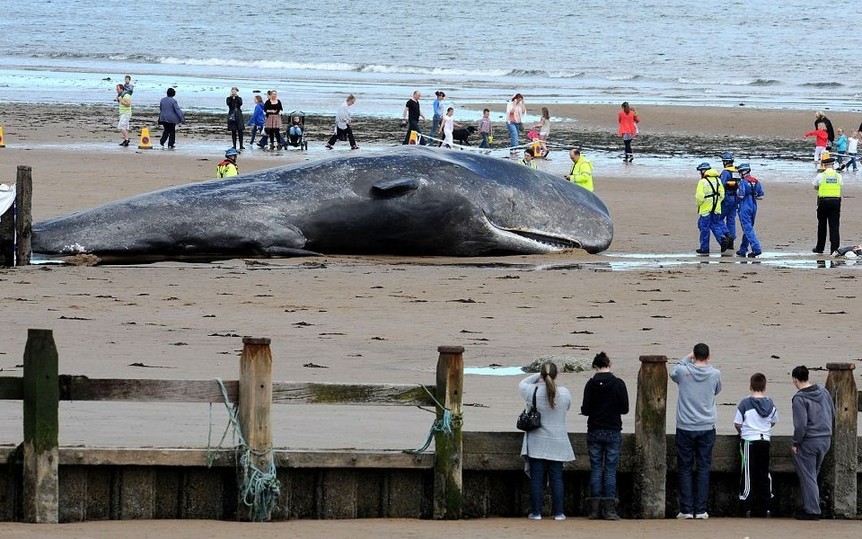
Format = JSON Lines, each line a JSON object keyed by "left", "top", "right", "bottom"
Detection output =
{"left": 226, "top": 87, "right": 245, "bottom": 151}
{"left": 506, "top": 93, "right": 526, "bottom": 157}
{"left": 157, "top": 87, "right": 184, "bottom": 149}
{"left": 805, "top": 123, "right": 830, "bottom": 168}
{"left": 670, "top": 343, "right": 722, "bottom": 520}
{"left": 718, "top": 152, "right": 741, "bottom": 251}
{"left": 478, "top": 108, "right": 492, "bottom": 150}
{"left": 695, "top": 163, "right": 728, "bottom": 255}
{"left": 580, "top": 351, "right": 628, "bottom": 521}
{"left": 564, "top": 148, "right": 594, "bottom": 191}
{"left": 790, "top": 365, "right": 834, "bottom": 520}
{"left": 401, "top": 91, "right": 425, "bottom": 144}
{"left": 115, "top": 83, "right": 132, "bottom": 147}
{"left": 519, "top": 362, "right": 575, "bottom": 521}
{"left": 428, "top": 91, "right": 445, "bottom": 146}
{"left": 532, "top": 107, "right": 551, "bottom": 157}
{"left": 733, "top": 372, "right": 779, "bottom": 518}
{"left": 439, "top": 107, "right": 458, "bottom": 148}
{"left": 735, "top": 163, "right": 764, "bottom": 258}
{"left": 618, "top": 102, "right": 639, "bottom": 163}
{"left": 264, "top": 90, "right": 286, "bottom": 150}
{"left": 812, "top": 154, "right": 842, "bottom": 255}
{"left": 814, "top": 111, "right": 834, "bottom": 149}
{"left": 247, "top": 95, "right": 266, "bottom": 147}
{"left": 839, "top": 130, "right": 859, "bottom": 171}
{"left": 326, "top": 94, "right": 358, "bottom": 150}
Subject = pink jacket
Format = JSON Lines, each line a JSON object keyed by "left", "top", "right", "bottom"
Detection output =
{"left": 618, "top": 110, "right": 639, "bottom": 136}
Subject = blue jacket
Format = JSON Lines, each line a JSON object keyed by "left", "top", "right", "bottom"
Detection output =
{"left": 737, "top": 176, "right": 764, "bottom": 213}
{"left": 247, "top": 103, "right": 265, "bottom": 127}
{"left": 158, "top": 96, "right": 184, "bottom": 124}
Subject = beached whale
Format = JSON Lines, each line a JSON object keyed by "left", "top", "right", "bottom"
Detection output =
{"left": 32, "top": 146, "right": 613, "bottom": 263}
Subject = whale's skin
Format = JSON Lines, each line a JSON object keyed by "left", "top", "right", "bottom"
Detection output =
{"left": 32, "top": 146, "right": 613, "bottom": 263}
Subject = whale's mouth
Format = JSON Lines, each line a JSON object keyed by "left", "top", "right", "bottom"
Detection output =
{"left": 485, "top": 214, "right": 580, "bottom": 251}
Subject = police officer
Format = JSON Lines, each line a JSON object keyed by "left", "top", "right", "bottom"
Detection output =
{"left": 718, "top": 151, "right": 740, "bottom": 251}
{"left": 735, "top": 163, "right": 765, "bottom": 258}
{"left": 812, "top": 154, "right": 843, "bottom": 255}
{"left": 216, "top": 147, "right": 239, "bottom": 179}
{"left": 695, "top": 163, "right": 727, "bottom": 255}
{"left": 565, "top": 147, "right": 594, "bottom": 192}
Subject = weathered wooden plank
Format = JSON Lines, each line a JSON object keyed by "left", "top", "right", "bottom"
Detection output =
{"left": 237, "top": 337, "right": 274, "bottom": 521}
{"left": 278, "top": 450, "right": 434, "bottom": 470}
{"left": 22, "top": 328, "right": 59, "bottom": 523}
{"left": 0, "top": 377, "right": 22, "bottom": 400}
{"left": 118, "top": 468, "right": 155, "bottom": 519}
{"left": 15, "top": 165, "right": 32, "bottom": 266}
{"left": 59, "top": 377, "right": 239, "bottom": 403}
{"left": 271, "top": 382, "right": 436, "bottom": 406}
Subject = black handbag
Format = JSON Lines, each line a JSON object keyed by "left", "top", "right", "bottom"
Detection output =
{"left": 516, "top": 387, "right": 542, "bottom": 431}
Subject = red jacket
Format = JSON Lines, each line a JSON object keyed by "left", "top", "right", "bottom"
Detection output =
{"left": 805, "top": 129, "right": 829, "bottom": 147}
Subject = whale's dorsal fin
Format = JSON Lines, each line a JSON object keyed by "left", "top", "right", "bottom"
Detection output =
{"left": 372, "top": 178, "right": 419, "bottom": 196}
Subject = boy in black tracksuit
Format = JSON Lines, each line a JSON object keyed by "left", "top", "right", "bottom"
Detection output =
{"left": 733, "top": 373, "right": 779, "bottom": 517}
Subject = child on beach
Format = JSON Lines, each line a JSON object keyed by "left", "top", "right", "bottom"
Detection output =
{"left": 804, "top": 123, "right": 829, "bottom": 167}
{"left": 247, "top": 95, "right": 266, "bottom": 147}
{"left": 833, "top": 128, "right": 848, "bottom": 168}
{"left": 532, "top": 107, "right": 551, "bottom": 156}
{"left": 733, "top": 373, "right": 779, "bottom": 518}
{"left": 839, "top": 131, "right": 858, "bottom": 171}
{"left": 439, "top": 107, "right": 458, "bottom": 148}
{"left": 478, "top": 108, "right": 492, "bottom": 149}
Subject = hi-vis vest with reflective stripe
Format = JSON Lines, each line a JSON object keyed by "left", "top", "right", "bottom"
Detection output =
{"left": 568, "top": 157, "right": 594, "bottom": 192}
{"left": 696, "top": 172, "right": 724, "bottom": 216}
{"left": 817, "top": 169, "right": 841, "bottom": 198}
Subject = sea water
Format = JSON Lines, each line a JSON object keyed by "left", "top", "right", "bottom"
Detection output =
{"left": 1, "top": 0, "right": 861, "bottom": 120}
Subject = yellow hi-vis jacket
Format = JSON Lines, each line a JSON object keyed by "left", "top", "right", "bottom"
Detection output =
{"left": 696, "top": 169, "right": 724, "bottom": 216}
{"left": 216, "top": 160, "right": 238, "bottom": 179}
{"left": 816, "top": 169, "right": 842, "bottom": 198}
{"left": 567, "top": 156, "right": 594, "bottom": 192}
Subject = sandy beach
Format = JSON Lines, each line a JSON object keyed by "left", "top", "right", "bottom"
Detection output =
{"left": 0, "top": 102, "right": 860, "bottom": 534}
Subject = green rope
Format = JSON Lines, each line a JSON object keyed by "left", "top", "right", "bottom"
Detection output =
{"left": 206, "top": 377, "right": 282, "bottom": 521}
{"left": 405, "top": 384, "right": 456, "bottom": 454}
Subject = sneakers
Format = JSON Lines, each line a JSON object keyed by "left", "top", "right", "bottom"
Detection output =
{"left": 695, "top": 512, "right": 709, "bottom": 519}
{"left": 119, "top": 139, "right": 130, "bottom": 147}
{"left": 553, "top": 514, "right": 566, "bottom": 521}
{"left": 527, "top": 513, "right": 542, "bottom": 520}
{"left": 676, "top": 512, "right": 694, "bottom": 519}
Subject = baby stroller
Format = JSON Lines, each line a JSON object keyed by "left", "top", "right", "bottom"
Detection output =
{"left": 285, "top": 111, "right": 308, "bottom": 150}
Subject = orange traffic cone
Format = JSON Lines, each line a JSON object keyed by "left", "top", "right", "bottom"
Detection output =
{"left": 138, "top": 127, "right": 153, "bottom": 149}
{"left": 0, "top": 125, "right": 6, "bottom": 148}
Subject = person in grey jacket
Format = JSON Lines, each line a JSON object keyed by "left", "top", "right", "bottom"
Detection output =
{"left": 670, "top": 343, "right": 722, "bottom": 520}
{"left": 519, "top": 362, "right": 575, "bottom": 521}
{"left": 790, "top": 365, "right": 835, "bottom": 520}
{"left": 158, "top": 88, "right": 184, "bottom": 149}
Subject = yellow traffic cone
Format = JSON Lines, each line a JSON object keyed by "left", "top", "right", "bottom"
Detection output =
{"left": 408, "top": 130, "right": 419, "bottom": 145}
{"left": 0, "top": 125, "right": 6, "bottom": 148}
{"left": 138, "top": 127, "right": 153, "bottom": 149}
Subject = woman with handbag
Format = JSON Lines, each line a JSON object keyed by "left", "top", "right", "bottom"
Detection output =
{"left": 580, "top": 351, "right": 629, "bottom": 520}
{"left": 518, "top": 361, "right": 575, "bottom": 521}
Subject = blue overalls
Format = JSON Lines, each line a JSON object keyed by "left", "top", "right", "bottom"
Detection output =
{"left": 736, "top": 175, "right": 764, "bottom": 256}
{"left": 720, "top": 167, "right": 742, "bottom": 243}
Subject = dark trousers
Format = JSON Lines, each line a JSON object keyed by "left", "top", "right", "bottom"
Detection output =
{"left": 739, "top": 439, "right": 772, "bottom": 516}
{"left": 676, "top": 428, "right": 716, "bottom": 515}
{"left": 159, "top": 123, "right": 176, "bottom": 147}
{"left": 528, "top": 457, "right": 564, "bottom": 517}
{"left": 814, "top": 197, "right": 841, "bottom": 253}
{"left": 792, "top": 436, "right": 831, "bottom": 515}
{"left": 623, "top": 137, "right": 633, "bottom": 156}
{"left": 402, "top": 120, "right": 421, "bottom": 144}
{"left": 231, "top": 128, "right": 244, "bottom": 149}
{"left": 328, "top": 126, "right": 356, "bottom": 147}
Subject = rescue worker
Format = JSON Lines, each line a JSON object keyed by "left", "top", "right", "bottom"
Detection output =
{"left": 695, "top": 162, "right": 727, "bottom": 255}
{"left": 812, "top": 154, "right": 843, "bottom": 255}
{"left": 520, "top": 147, "right": 537, "bottom": 169}
{"left": 565, "top": 147, "right": 594, "bottom": 192}
{"left": 216, "top": 147, "right": 239, "bottom": 179}
{"left": 735, "top": 163, "right": 764, "bottom": 258}
{"left": 718, "top": 151, "right": 740, "bottom": 251}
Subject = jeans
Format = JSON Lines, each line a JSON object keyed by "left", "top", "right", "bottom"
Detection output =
{"left": 528, "top": 457, "right": 564, "bottom": 516}
{"left": 506, "top": 122, "right": 521, "bottom": 151}
{"left": 428, "top": 114, "right": 442, "bottom": 146}
{"left": 248, "top": 124, "right": 263, "bottom": 145}
{"left": 479, "top": 132, "right": 490, "bottom": 148}
{"left": 676, "top": 428, "right": 716, "bottom": 515}
{"left": 587, "top": 429, "right": 622, "bottom": 498}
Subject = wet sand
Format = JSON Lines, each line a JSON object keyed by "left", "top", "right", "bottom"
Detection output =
{"left": 0, "top": 103, "right": 860, "bottom": 533}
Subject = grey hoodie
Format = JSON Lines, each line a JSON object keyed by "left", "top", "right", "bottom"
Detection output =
{"left": 670, "top": 356, "right": 722, "bottom": 430}
{"left": 791, "top": 384, "right": 835, "bottom": 446}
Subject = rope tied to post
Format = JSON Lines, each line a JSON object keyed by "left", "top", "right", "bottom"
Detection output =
{"left": 405, "top": 384, "right": 460, "bottom": 454}
{"left": 206, "top": 377, "right": 281, "bottom": 522}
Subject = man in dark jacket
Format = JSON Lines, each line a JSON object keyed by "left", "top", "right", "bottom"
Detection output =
{"left": 790, "top": 365, "right": 835, "bottom": 520}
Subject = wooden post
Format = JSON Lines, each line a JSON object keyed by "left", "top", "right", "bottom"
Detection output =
{"left": 633, "top": 354, "right": 668, "bottom": 519}
{"left": 237, "top": 336, "right": 273, "bottom": 520}
{"left": 433, "top": 345, "right": 464, "bottom": 520}
{"left": 824, "top": 362, "right": 857, "bottom": 518}
{"left": 22, "top": 328, "right": 60, "bottom": 523}
{"left": 15, "top": 165, "right": 32, "bottom": 266}
{"left": 0, "top": 189, "right": 12, "bottom": 266}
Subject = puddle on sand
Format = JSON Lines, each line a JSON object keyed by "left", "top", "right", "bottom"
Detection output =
{"left": 464, "top": 366, "right": 526, "bottom": 376}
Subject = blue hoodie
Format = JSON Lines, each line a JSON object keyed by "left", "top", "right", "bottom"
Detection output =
{"left": 670, "top": 356, "right": 722, "bottom": 431}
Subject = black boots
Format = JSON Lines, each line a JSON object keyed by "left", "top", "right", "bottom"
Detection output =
{"left": 587, "top": 497, "right": 601, "bottom": 519}
{"left": 587, "top": 497, "right": 620, "bottom": 520}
